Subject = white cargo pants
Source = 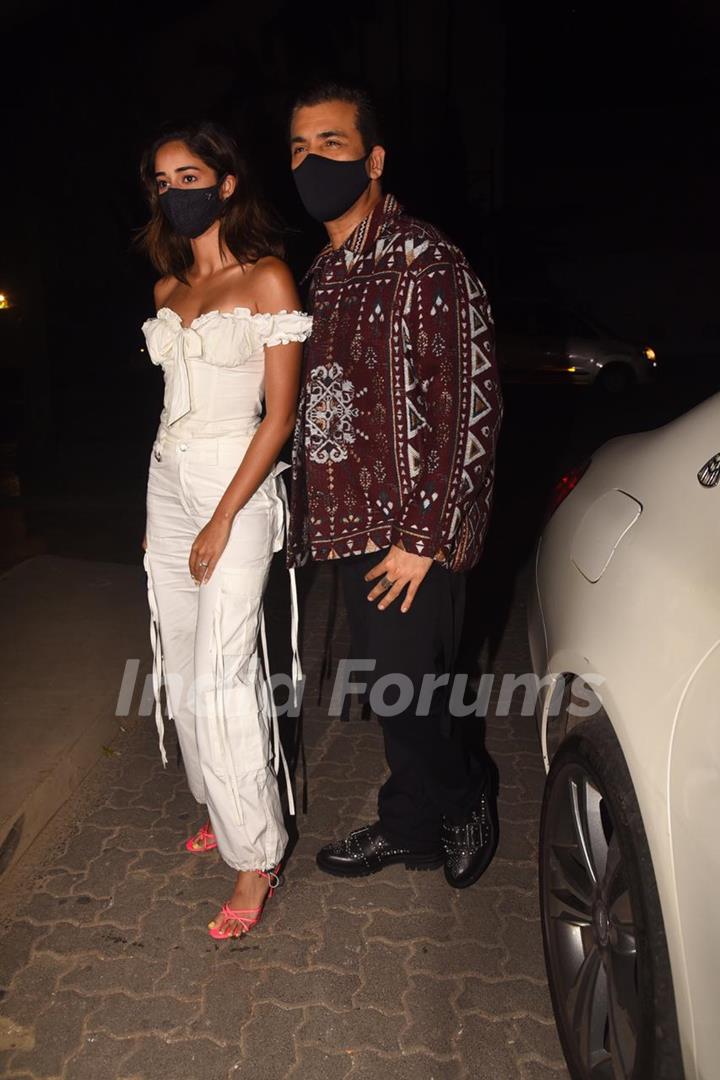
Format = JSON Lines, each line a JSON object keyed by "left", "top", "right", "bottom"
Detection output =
{"left": 142, "top": 428, "right": 300, "bottom": 872}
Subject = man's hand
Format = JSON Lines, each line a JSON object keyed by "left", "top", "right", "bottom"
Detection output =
{"left": 364, "top": 545, "right": 433, "bottom": 613}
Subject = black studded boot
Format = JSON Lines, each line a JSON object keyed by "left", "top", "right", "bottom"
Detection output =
{"left": 441, "top": 791, "right": 499, "bottom": 889}
{"left": 316, "top": 822, "right": 444, "bottom": 877}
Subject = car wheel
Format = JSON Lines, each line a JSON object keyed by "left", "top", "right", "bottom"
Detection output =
{"left": 596, "top": 363, "right": 635, "bottom": 395}
{"left": 539, "top": 718, "right": 683, "bottom": 1079}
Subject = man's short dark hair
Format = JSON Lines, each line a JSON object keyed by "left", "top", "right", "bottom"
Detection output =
{"left": 290, "top": 82, "right": 383, "bottom": 153}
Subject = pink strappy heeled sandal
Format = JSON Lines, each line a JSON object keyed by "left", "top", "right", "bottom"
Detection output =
{"left": 185, "top": 819, "right": 218, "bottom": 853}
{"left": 207, "top": 866, "right": 281, "bottom": 940}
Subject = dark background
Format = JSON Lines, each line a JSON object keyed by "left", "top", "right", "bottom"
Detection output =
{"left": 1, "top": 0, "right": 719, "bottom": 565}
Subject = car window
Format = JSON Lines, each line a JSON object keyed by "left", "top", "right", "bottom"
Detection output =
{"left": 493, "top": 300, "right": 602, "bottom": 340}
{"left": 566, "top": 313, "right": 600, "bottom": 339}
{"left": 533, "top": 305, "right": 570, "bottom": 337}
{"left": 493, "top": 301, "right": 535, "bottom": 336}
{"left": 534, "top": 305, "right": 599, "bottom": 339}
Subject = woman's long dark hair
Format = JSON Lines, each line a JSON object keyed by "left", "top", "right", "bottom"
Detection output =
{"left": 136, "top": 120, "right": 285, "bottom": 283}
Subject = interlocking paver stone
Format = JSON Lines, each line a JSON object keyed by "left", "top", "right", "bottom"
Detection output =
{"left": 365, "top": 908, "right": 456, "bottom": 944}
{"left": 500, "top": 917, "right": 548, "bottom": 983}
{"left": 401, "top": 974, "right": 464, "bottom": 1055}
{"left": 35, "top": 920, "right": 145, "bottom": 958}
{"left": 520, "top": 1060, "right": 569, "bottom": 1079}
{"left": 454, "top": 1012, "right": 520, "bottom": 1079}
{"left": 298, "top": 1003, "right": 401, "bottom": 1055}
{"left": 324, "top": 879, "right": 415, "bottom": 915}
{"left": 24, "top": 889, "right": 110, "bottom": 926}
{"left": 349, "top": 1049, "right": 466, "bottom": 1079}
{"left": 308, "top": 907, "right": 368, "bottom": 971}
{"left": 236, "top": 1002, "right": 302, "bottom": 1078}
{"left": 86, "top": 992, "right": 199, "bottom": 1039}
{"left": 263, "top": 966, "right": 362, "bottom": 1010}
{"left": 75, "top": 848, "right": 135, "bottom": 898}
{"left": 287, "top": 1044, "right": 353, "bottom": 1080}
{"left": 408, "top": 939, "right": 506, "bottom": 979}
{"left": 64, "top": 1033, "right": 139, "bottom": 1080}
{"left": 5, "top": 990, "right": 92, "bottom": 1076}
{"left": 55, "top": 824, "right": 115, "bottom": 872}
{"left": 353, "top": 940, "right": 412, "bottom": 1013}
{"left": 457, "top": 976, "right": 555, "bottom": 1021}
{"left": 0, "top": 922, "right": 51, "bottom": 992}
{"left": 510, "top": 1015, "right": 569, "bottom": 1069}
{"left": 117, "top": 1034, "right": 241, "bottom": 1080}
{"left": 189, "top": 969, "right": 264, "bottom": 1043}
{"left": 1, "top": 953, "right": 74, "bottom": 1021}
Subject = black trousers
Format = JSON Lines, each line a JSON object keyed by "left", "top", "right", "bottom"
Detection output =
{"left": 338, "top": 548, "right": 488, "bottom": 850}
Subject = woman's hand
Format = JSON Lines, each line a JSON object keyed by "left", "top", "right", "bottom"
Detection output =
{"left": 189, "top": 516, "right": 232, "bottom": 584}
{"left": 364, "top": 545, "right": 433, "bottom": 613}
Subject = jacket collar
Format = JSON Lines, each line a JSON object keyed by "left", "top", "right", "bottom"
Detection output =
{"left": 303, "top": 192, "right": 403, "bottom": 283}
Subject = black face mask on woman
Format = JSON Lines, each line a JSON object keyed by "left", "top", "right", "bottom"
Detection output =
{"left": 293, "top": 152, "right": 370, "bottom": 223}
{"left": 159, "top": 179, "right": 226, "bottom": 238}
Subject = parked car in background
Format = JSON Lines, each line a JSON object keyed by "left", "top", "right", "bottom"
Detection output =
{"left": 494, "top": 296, "right": 658, "bottom": 392}
{"left": 527, "top": 391, "right": 720, "bottom": 1079}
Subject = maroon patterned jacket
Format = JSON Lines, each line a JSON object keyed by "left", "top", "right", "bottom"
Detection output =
{"left": 287, "top": 193, "right": 503, "bottom": 573}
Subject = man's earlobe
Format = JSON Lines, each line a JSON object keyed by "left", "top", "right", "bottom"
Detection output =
{"left": 368, "top": 146, "right": 386, "bottom": 180}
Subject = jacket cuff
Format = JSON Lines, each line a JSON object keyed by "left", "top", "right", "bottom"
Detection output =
{"left": 390, "top": 525, "right": 448, "bottom": 563}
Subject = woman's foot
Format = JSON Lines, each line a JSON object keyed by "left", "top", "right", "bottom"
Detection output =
{"left": 185, "top": 819, "right": 217, "bottom": 853}
{"left": 207, "top": 867, "right": 279, "bottom": 939}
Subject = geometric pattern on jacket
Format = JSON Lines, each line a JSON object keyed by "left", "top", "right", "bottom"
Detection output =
{"left": 287, "top": 192, "right": 504, "bottom": 573}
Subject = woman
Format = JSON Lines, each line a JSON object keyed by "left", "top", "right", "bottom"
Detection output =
{"left": 137, "top": 121, "right": 311, "bottom": 940}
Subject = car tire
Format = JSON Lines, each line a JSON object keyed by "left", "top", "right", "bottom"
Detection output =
{"left": 539, "top": 717, "right": 683, "bottom": 1080}
{"left": 596, "top": 363, "right": 636, "bottom": 395}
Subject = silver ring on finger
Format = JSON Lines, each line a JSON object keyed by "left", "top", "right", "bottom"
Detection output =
{"left": 199, "top": 560, "right": 209, "bottom": 567}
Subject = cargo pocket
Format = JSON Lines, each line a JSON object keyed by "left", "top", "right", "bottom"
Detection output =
{"left": 217, "top": 566, "right": 268, "bottom": 682}
{"left": 181, "top": 460, "right": 233, "bottom": 522}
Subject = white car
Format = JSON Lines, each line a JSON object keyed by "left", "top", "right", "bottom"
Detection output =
{"left": 527, "top": 391, "right": 720, "bottom": 1079}
{"left": 495, "top": 297, "right": 658, "bottom": 392}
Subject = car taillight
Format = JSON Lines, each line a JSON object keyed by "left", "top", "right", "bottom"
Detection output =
{"left": 544, "top": 460, "right": 591, "bottom": 523}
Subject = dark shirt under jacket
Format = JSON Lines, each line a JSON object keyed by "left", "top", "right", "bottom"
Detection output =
{"left": 288, "top": 192, "right": 503, "bottom": 573}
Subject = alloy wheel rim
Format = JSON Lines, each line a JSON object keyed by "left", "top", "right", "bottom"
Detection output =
{"left": 543, "top": 763, "right": 640, "bottom": 1079}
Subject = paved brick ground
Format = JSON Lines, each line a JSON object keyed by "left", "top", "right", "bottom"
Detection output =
{"left": 0, "top": 560, "right": 568, "bottom": 1080}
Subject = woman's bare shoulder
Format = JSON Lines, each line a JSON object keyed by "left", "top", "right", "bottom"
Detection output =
{"left": 153, "top": 276, "right": 177, "bottom": 310}
{"left": 249, "top": 257, "right": 300, "bottom": 311}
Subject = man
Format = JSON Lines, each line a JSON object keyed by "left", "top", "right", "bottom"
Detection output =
{"left": 287, "top": 83, "right": 503, "bottom": 888}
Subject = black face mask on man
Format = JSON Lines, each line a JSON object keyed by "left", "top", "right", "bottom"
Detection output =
{"left": 293, "top": 152, "right": 371, "bottom": 223}
{"left": 159, "top": 179, "right": 226, "bottom": 239}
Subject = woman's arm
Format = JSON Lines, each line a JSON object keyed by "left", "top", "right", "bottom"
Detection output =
{"left": 188, "top": 259, "right": 303, "bottom": 583}
{"left": 143, "top": 277, "right": 176, "bottom": 551}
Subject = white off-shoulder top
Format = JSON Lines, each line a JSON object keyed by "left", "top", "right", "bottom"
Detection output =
{"left": 141, "top": 306, "right": 313, "bottom": 441}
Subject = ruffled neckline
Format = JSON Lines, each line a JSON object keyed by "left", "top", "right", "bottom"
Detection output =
{"left": 154, "top": 306, "right": 306, "bottom": 331}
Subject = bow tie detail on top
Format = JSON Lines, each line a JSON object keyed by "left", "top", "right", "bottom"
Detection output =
{"left": 144, "top": 319, "right": 203, "bottom": 426}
